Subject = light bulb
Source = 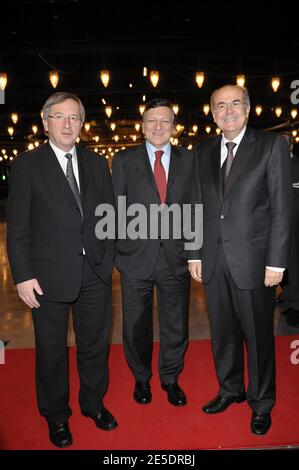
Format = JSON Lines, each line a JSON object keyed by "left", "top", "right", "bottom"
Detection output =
{"left": 49, "top": 71, "right": 59, "bottom": 89}
{"left": 195, "top": 71, "right": 204, "bottom": 88}
{"left": 100, "top": 69, "right": 110, "bottom": 88}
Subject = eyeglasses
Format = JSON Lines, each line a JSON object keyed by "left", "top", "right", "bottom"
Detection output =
{"left": 48, "top": 113, "right": 82, "bottom": 122}
{"left": 214, "top": 100, "right": 247, "bottom": 111}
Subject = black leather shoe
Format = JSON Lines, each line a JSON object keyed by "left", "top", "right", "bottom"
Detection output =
{"left": 202, "top": 394, "right": 246, "bottom": 414}
{"left": 133, "top": 381, "right": 152, "bottom": 404}
{"left": 251, "top": 412, "right": 271, "bottom": 435}
{"left": 82, "top": 407, "right": 118, "bottom": 431}
{"left": 161, "top": 382, "right": 187, "bottom": 406}
{"left": 285, "top": 308, "right": 299, "bottom": 328}
{"left": 48, "top": 421, "right": 73, "bottom": 448}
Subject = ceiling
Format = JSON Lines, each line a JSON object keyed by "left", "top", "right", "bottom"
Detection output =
{"left": 1, "top": 0, "right": 299, "bottom": 157}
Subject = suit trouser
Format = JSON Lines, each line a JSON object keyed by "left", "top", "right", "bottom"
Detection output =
{"left": 32, "top": 256, "right": 112, "bottom": 423}
{"left": 281, "top": 241, "right": 299, "bottom": 310}
{"left": 204, "top": 245, "right": 276, "bottom": 414}
{"left": 120, "top": 246, "right": 190, "bottom": 384}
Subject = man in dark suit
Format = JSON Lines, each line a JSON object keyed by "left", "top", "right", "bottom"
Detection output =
{"left": 7, "top": 92, "right": 117, "bottom": 448}
{"left": 189, "top": 85, "right": 292, "bottom": 435}
{"left": 112, "top": 99, "right": 198, "bottom": 407}
{"left": 278, "top": 137, "right": 299, "bottom": 328}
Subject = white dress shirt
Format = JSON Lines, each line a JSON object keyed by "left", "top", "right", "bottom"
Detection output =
{"left": 146, "top": 141, "right": 171, "bottom": 181}
{"left": 49, "top": 140, "right": 80, "bottom": 191}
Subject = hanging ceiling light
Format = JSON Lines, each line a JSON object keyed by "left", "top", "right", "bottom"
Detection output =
{"left": 292, "top": 130, "right": 298, "bottom": 137}
{"left": 192, "top": 125, "right": 198, "bottom": 133}
{"left": 84, "top": 123, "right": 90, "bottom": 132}
{"left": 275, "top": 106, "right": 282, "bottom": 117}
{"left": 135, "top": 123, "right": 141, "bottom": 132}
{"left": 105, "top": 105, "right": 112, "bottom": 118}
{"left": 49, "top": 71, "right": 59, "bottom": 89}
{"left": 32, "top": 125, "right": 38, "bottom": 134}
{"left": 100, "top": 69, "right": 110, "bottom": 88}
{"left": 11, "top": 113, "right": 18, "bottom": 124}
{"left": 143, "top": 66, "right": 148, "bottom": 77}
{"left": 172, "top": 104, "right": 179, "bottom": 115}
{"left": 291, "top": 109, "right": 298, "bottom": 119}
{"left": 205, "top": 126, "right": 211, "bottom": 134}
{"left": 255, "top": 105, "right": 263, "bottom": 116}
{"left": 8, "top": 126, "right": 14, "bottom": 137}
{"left": 139, "top": 104, "right": 145, "bottom": 115}
{"left": 149, "top": 70, "right": 159, "bottom": 88}
{"left": 236, "top": 74, "right": 245, "bottom": 87}
{"left": 271, "top": 77, "right": 280, "bottom": 92}
{"left": 203, "top": 104, "right": 210, "bottom": 115}
{"left": 0, "top": 72, "right": 7, "bottom": 90}
{"left": 195, "top": 71, "right": 205, "bottom": 88}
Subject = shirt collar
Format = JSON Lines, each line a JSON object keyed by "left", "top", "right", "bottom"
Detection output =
{"left": 49, "top": 140, "right": 76, "bottom": 160}
{"left": 222, "top": 126, "right": 247, "bottom": 147}
{"left": 146, "top": 141, "right": 171, "bottom": 156}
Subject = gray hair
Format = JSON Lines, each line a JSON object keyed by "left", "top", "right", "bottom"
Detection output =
{"left": 41, "top": 92, "right": 85, "bottom": 121}
{"left": 210, "top": 85, "right": 250, "bottom": 112}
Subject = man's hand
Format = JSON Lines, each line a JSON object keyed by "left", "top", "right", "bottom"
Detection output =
{"left": 188, "top": 261, "right": 202, "bottom": 283}
{"left": 16, "top": 279, "right": 43, "bottom": 308}
{"left": 264, "top": 268, "right": 283, "bottom": 287}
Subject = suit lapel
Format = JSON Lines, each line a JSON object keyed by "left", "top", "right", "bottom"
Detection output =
{"left": 136, "top": 143, "right": 160, "bottom": 201}
{"left": 210, "top": 136, "right": 222, "bottom": 202}
{"left": 41, "top": 143, "right": 87, "bottom": 209}
{"left": 76, "top": 146, "right": 89, "bottom": 207}
{"left": 41, "top": 144, "right": 78, "bottom": 206}
{"left": 224, "top": 127, "right": 256, "bottom": 197}
{"left": 166, "top": 146, "right": 183, "bottom": 202}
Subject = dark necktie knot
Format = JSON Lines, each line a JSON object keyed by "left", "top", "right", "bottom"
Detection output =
{"left": 65, "top": 152, "right": 72, "bottom": 161}
{"left": 225, "top": 142, "right": 237, "bottom": 153}
{"left": 155, "top": 150, "right": 164, "bottom": 161}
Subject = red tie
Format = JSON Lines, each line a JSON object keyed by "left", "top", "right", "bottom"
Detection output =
{"left": 154, "top": 150, "right": 167, "bottom": 203}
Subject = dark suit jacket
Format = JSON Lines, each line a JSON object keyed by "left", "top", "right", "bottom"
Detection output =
{"left": 7, "top": 143, "right": 115, "bottom": 301}
{"left": 112, "top": 143, "right": 199, "bottom": 280}
{"left": 195, "top": 126, "right": 292, "bottom": 289}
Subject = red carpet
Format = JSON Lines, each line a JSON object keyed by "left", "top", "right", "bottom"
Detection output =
{"left": 1, "top": 336, "right": 299, "bottom": 450}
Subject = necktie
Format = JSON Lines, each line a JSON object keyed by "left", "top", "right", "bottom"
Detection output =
{"left": 64, "top": 153, "right": 83, "bottom": 216}
{"left": 154, "top": 150, "right": 167, "bottom": 204}
{"left": 222, "top": 142, "right": 237, "bottom": 190}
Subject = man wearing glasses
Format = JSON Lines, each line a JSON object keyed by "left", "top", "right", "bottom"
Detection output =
{"left": 189, "top": 85, "right": 292, "bottom": 435}
{"left": 7, "top": 92, "right": 117, "bottom": 447}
